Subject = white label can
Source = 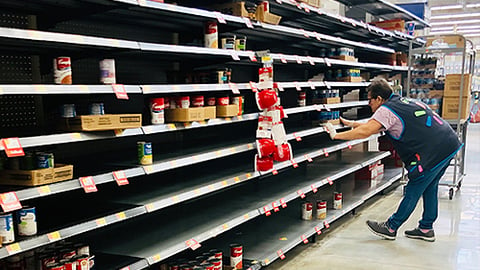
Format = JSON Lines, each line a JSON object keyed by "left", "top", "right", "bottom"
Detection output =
{"left": 0, "top": 212, "right": 15, "bottom": 244}
{"left": 230, "top": 244, "right": 242, "bottom": 270}
{"left": 316, "top": 200, "right": 327, "bottom": 219}
{"left": 16, "top": 206, "right": 37, "bottom": 236}
{"left": 302, "top": 202, "right": 313, "bottom": 220}
{"left": 99, "top": 59, "right": 116, "bottom": 84}
{"left": 333, "top": 192, "right": 342, "bottom": 210}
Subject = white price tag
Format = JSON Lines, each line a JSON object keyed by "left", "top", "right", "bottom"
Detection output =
{"left": 295, "top": 55, "right": 302, "bottom": 64}
{"left": 277, "top": 83, "right": 284, "bottom": 92}
{"left": 230, "top": 50, "right": 240, "bottom": 61}
{"left": 324, "top": 58, "right": 331, "bottom": 67}
{"left": 1, "top": 138, "right": 24, "bottom": 157}
{"left": 0, "top": 192, "right": 22, "bottom": 212}
{"left": 112, "top": 84, "right": 129, "bottom": 100}
{"left": 308, "top": 81, "right": 316, "bottom": 89}
{"left": 295, "top": 82, "right": 302, "bottom": 91}
{"left": 314, "top": 32, "right": 322, "bottom": 41}
{"left": 229, "top": 82, "right": 240, "bottom": 94}
{"left": 214, "top": 12, "right": 227, "bottom": 24}
{"left": 279, "top": 54, "right": 287, "bottom": 63}
{"left": 243, "top": 17, "right": 254, "bottom": 28}
{"left": 307, "top": 56, "right": 315, "bottom": 65}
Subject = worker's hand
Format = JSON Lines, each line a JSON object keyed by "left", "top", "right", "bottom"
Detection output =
{"left": 324, "top": 123, "right": 337, "bottom": 140}
{"left": 340, "top": 117, "right": 355, "bottom": 127}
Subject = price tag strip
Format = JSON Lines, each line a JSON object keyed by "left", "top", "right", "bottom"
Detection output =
{"left": 112, "top": 84, "right": 129, "bottom": 100}
{"left": 185, "top": 238, "right": 201, "bottom": 250}
{"left": 315, "top": 226, "right": 322, "bottom": 235}
{"left": 47, "top": 231, "right": 62, "bottom": 242}
{"left": 243, "top": 17, "right": 254, "bottom": 28}
{"left": 0, "top": 192, "right": 22, "bottom": 212}
{"left": 37, "top": 185, "right": 52, "bottom": 196}
{"left": 79, "top": 176, "right": 98, "bottom": 193}
{"left": 279, "top": 198, "right": 287, "bottom": 208}
{"left": 272, "top": 201, "right": 280, "bottom": 212}
{"left": 304, "top": 154, "right": 313, "bottom": 162}
{"left": 293, "top": 133, "right": 302, "bottom": 141}
{"left": 6, "top": 243, "right": 22, "bottom": 255}
{"left": 291, "top": 159, "right": 298, "bottom": 168}
{"left": 214, "top": 11, "right": 227, "bottom": 24}
{"left": 230, "top": 50, "right": 240, "bottom": 61}
{"left": 297, "top": 189, "right": 305, "bottom": 199}
{"left": 301, "top": 234, "right": 309, "bottom": 244}
{"left": 263, "top": 205, "right": 272, "bottom": 216}
{"left": 229, "top": 82, "right": 240, "bottom": 94}
{"left": 249, "top": 81, "right": 258, "bottom": 92}
{"left": 311, "top": 184, "right": 318, "bottom": 193}
{"left": 1, "top": 138, "right": 25, "bottom": 157}
{"left": 113, "top": 170, "right": 129, "bottom": 186}
{"left": 277, "top": 249, "right": 286, "bottom": 260}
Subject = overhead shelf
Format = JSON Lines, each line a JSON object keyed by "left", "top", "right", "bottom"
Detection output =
{"left": 86, "top": 150, "right": 392, "bottom": 268}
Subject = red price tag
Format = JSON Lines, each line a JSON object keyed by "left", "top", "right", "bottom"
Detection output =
{"left": 304, "top": 154, "right": 313, "bottom": 162}
{"left": 264, "top": 206, "right": 272, "bottom": 216}
{"left": 0, "top": 192, "right": 22, "bottom": 212}
{"left": 297, "top": 189, "right": 305, "bottom": 199}
{"left": 272, "top": 202, "right": 280, "bottom": 212}
{"left": 324, "top": 221, "right": 330, "bottom": 228}
{"left": 294, "top": 133, "right": 302, "bottom": 141}
{"left": 311, "top": 184, "right": 317, "bottom": 193}
{"left": 295, "top": 55, "right": 302, "bottom": 64}
{"left": 277, "top": 83, "right": 284, "bottom": 92}
{"left": 307, "top": 56, "right": 315, "bottom": 66}
{"left": 327, "top": 177, "right": 333, "bottom": 185}
{"left": 1, "top": 138, "right": 25, "bottom": 157}
{"left": 314, "top": 32, "right": 322, "bottom": 41}
{"left": 315, "top": 226, "right": 322, "bottom": 235}
{"left": 230, "top": 50, "right": 240, "bottom": 61}
{"left": 113, "top": 84, "right": 128, "bottom": 100}
{"left": 249, "top": 81, "right": 258, "bottom": 92}
{"left": 324, "top": 58, "right": 331, "bottom": 67}
{"left": 229, "top": 82, "right": 240, "bottom": 94}
{"left": 324, "top": 148, "right": 329, "bottom": 157}
{"left": 214, "top": 11, "right": 227, "bottom": 24}
{"left": 279, "top": 54, "right": 287, "bottom": 64}
{"left": 347, "top": 142, "right": 352, "bottom": 149}
{"left": 301, "top": 234, "right": 309, "bottom": 244}
{"left": 185, "top": 238, "right": 201, "bottom": 250}
{"left": 79, "top": 176, "right": 98, "bottom": 193}
{"left": 272, "top": 169, "right": 279, "bottom": 175}
{"left": 279, "top": 198, "right": 287, "bottom": 208}
{"left": 304, "top": 6, "right": 310, "bottom": 13}
{"left": 277, "top": 250, "right": 286, "bottom": 260}
{"left": 248, "top": 52, "right": 257, "bottom": 62}
{"left": 243, "top": 17, "right": 254, "bottom": 28}
{"left": 301, "top": 29, "right": 310, "bottom": 38}
{"left": 291, "top": 159, "right": 299, "bottom": 168}
{"left": 120, "top": 267, "right": 131, "bottom": 270}
{"left": 113, "top": 170, "right": 129, "bottom": 186}
{"left": 295, "top": 82, "right": 301, "bottom": 91}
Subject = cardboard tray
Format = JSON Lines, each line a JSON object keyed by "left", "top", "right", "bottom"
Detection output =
{"left": 256, "top": 7, "right": 281, "bottom": 25}
{"left": 0, "top": 164, "right": 74, "bottom": 186}
{"left": 313, "top": 97, "right": 341, "bottom": 104}
{"left": 165, "top": 108, "right": 205, "bottom": 122}
{"left": 60, "top": 114, "right": 142, "bottom": 131}
{"left": 337, "top": 76, "right": 363, "bottom": 82}
{"left": 216, "top": 105, "right": 239, "bottom": 117}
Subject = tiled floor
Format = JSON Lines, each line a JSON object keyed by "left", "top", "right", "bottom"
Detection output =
{"left": 268, "top": 123, "right": 480, "bottom": 270}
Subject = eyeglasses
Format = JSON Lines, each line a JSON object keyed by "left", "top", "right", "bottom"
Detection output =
{"left": 367, "top": 97, "right": 375, "bottom": 103}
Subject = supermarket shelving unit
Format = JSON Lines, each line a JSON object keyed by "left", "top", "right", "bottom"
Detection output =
{"left": 407, "top": 34, "right": 476, "bottom": 199}
{"left": 0, "top": 0, "right": 417, "bottom": 268}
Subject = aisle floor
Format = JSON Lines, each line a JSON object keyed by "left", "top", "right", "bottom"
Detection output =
{"left": 268, "top": 123, "right": 480, "bottom": 270}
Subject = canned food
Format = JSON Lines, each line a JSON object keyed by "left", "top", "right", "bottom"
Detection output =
{"left": 230, "top": 243, "right": 242, "bottom": 270}
{"left": 0, "top": 212, "right": 14, "bottom": 244}
{"left": 205, "top": 21, "right": 218, "bottom": 49}
{"left": 316, "top": 200, "right": 327, "bottom": 219}
{"left": 137, "top": 141, "right": 153, "bottom": 165}
{"left": 206, "top": 97, "right": 216, "bottom": 106}
{"left": 180, "top": 264, "right": 193, "bottom": 270}
{"left": 61, "top": 259, "right": 77, "bottom": 270}
{"left": 221, "top": 35, "right": 236, "bottom": 50}
{"left": 191, "top": 95, "right": 204, "bottom": 107}
{"left": 208, "top": 258, "right": 222, "bottom": 270}
{"left": 40, "top": 254, "right": 57, "bottom": 270}
{"left": 261, "top": 1, "right": 269, "bottom": 11}
{"left": 298, "top": 91, "right": 306, "bottom": 107}
{"left": 99, "top": 59, "right": 116, "bottom": 84}
{"left": 302, "top": 202, "right": 313, "bottom": 220}
{"left": 36, "top": 152, "right": 54, "bottom": 169}
{"left": 231, "top": 96, "right": 244, "bottom": 115}
{"left": 24, "top": 250, "right": 35, "bottom": 270}
{"left": 60, "top": 248, "right": 76, "bottom": 260}
{"left": 74, "top": 243, "right": 90, "bottom": 256}
{"left": 209, "top": 249, "right": 222, "bottom": 270}
{"left": 169, "top": 263, "right": 180, "bottom": 270}
{"left": 178, "top": 96, "right": 190, "bottom": 108}
{"left": 217, "top": 96, "right": 229, "bottom": 106}
{"left": 75, "top": 255, "right": 89, "bottom": 270}
{"left": 60, "top": 104, "right": 76, "bottom": 118}
{"left": 16, "top": 206, "right": 37, "bottom": 236}
{"left": 88, "top": 103, "right": 105, "bottom": 115}
{"left": 54, "top": 57, "right": 72, "bottom": 84}
{"left": 150, "top": 98, "right": 165, "bottom": 125}
{"left": 200, "top": 262, "right": 214, "bottom": 270}
{"left": 46, "top": 263, "right": 65, "bottom": 270}
{"left": 235, "top": 36, "right": 246, "bottom": 51}
{"left": 333, "top": 192, "right": 342, "bottom": 209}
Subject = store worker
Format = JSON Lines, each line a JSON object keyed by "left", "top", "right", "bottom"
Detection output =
{"left": 324, "top": 78, "right": 462, "bottom": 242}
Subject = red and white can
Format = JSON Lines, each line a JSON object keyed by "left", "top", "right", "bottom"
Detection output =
{"left": 177, "top": 96, "right": 190, "bottom": 108}
{"left": 99, "top": 59, "right": 116, "bottom": 84}
{"left": 216, "top": 96, "right": 229, "bottom": 106}
{"left": 298, "top": 91, "right": 306, "bottom": 107}
{"left": 316, "top": 200, "right": 327, "bottom": 219}
{"left": 208, "top": 258, "right": 222, "bottom": 270}
{"left": 207, "top": 97, "right": 216, "bottom": 106}
{"left": 230, "top": 244, "right": 243, "bottom": 270}
{"left": 150, "top": 98, "right": 165, "bottom": 125}
{"left": 333, "top": 192, "right": 342, "bottom": 210}
{"left": 273, "top": 143, "right": 292, "bottom": 162}
{"left": 54, "top": 57, "right": 72, "bottom": 84}
{"left": 261, "top": 1, "right": 269, "bottom": 12}
{"left": 200, "top": 263, "right": 215, "bottom": 270}
{"left": 60, "top": 259, "right": 77, "bottom": 270}
{"left": 209, "top": 249, "right": 222, "bottom": 270}
{"left": 191, "top": 95, "right": 204, "bottom": 107}
{"left": 46, "top": 263, "right": 65, "bottom": 270}
{"left": 302, "top": 202, "right": 313, "bottom": 220}
{"left": 205, "top": 21, "right": 218, "bottom": 49}
{"left": 75, "top": 255, "right": 89, "bottom": 270}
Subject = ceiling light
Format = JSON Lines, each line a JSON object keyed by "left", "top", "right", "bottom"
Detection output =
{"left": 463, "top": 33, "right": 480, "bottom": 37}
{"left": 466, "top": 3, "right": 480, "bottom": 8}
{"left": 431, "top": 19, "right": 480, "bottom": 26}
{"left": 431, "top": 12, "right": 480, "bottom": 20}
{"left": 430, "top": 29, "right": 480, "bottom": 35}
{"left": 430, "top": 5, "right": 463, "bottom": 10}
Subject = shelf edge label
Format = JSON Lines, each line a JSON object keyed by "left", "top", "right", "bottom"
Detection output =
{"left": 0, "top": 192, "right": 22, "bottom": 212}
{"left": 1, "top": 138, "right": 25, "bottom": 157}
{"left": 79, "top": 176, "right": 98, "bottom": 193}
{"left": 113, "top": 170, "right": 129, "bottom": 186}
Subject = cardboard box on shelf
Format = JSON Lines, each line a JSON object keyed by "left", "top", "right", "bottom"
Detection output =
{"left": 426, "top": 35, "right": 466, "bottom": 49}
{"left": 334, "top": 55, "right": 358, "bottom": 62}
{"left": 165, "top": 108, "right": 205, "bottom": 122}
{"left": 60, "top": 114, "right": 142, "bottom": 131}
{"left": 210, "top": 2, "right": 255, "bottom": 19}
{"left": 372, "top": 19, "right": 405, "bottom": 32}
{"left": 204, "top": 106, "right": 216, "bottom": 119}
{"left": 216, "top": 105, "right": 239, "bottom": 117}
{"left": 0, "top": 164, "right": 74, "bottom": 186}
{"left": 442, "top": 96, "right": 471, "bottom": 120}
{"left": 313, "top": 97, "right": 341, "bottom": 104}
{"left": 337, "top": 76, "right": 363, "bottom": 83}
{"left": 256, "top": 6, "right": 282, "bottom": 25}
{"left": 445, "top": 74, "right": 472, "bottom": 97}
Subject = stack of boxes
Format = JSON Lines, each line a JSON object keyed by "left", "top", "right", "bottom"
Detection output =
{"left": 442, "top": 74, "right": 472, "bottom": 120}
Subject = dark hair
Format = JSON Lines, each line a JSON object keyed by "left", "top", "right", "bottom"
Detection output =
{"left": 367, "top": 78, "right": 393, "bottom": 100}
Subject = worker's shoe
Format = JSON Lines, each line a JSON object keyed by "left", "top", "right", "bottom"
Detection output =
{"left": 366, "top": 220, "right": 396, "bottom": 240}
{"left": 404, "top": 228, "right": 435, "bottom": 242}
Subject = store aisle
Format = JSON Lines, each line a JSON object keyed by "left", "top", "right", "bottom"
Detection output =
{"left": 268, "top": 123, "right": 480, "bottom": 270}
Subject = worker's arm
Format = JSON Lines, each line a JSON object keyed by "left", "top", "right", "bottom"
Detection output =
{"left": 340, "top": 117, "right": 366, "bottom": 128}
{"left": 325, "top": 119, "right": 383, "bottom": 140}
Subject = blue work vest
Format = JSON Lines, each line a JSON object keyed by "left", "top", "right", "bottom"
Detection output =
{"left": 381, "top": 94, "right": 462, "bottom": 180}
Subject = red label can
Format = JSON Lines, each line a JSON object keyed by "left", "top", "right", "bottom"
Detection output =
{"left": 191, "top": 95, "right": 204, "bottom": 107}
{"left": 54, "top": 57, "right": 72, "bottom": 84}
{"left": 261, "top": 1, "right": 269, "bottom": 12}
{"left": 230, "top": 244, "right": 242, "bottom": 270}
{"left": 217, "top": 96, "right": 229, "bottom": 106}
{"left": 205, "top": 21, "right": 218, "bottom": 49}
{"left": 316, "top": 200, "right": 327, "bottom": 219}
{"left": 46, "top": 263, "right": 65, "bottom": 270}
{"left": 75, "top": 255, "right": 89, "bottom": 270}
{"left": 302, "top": 202, "right": 313, "bottom": 220}
{"left": 177, "top": 96, "right": 190, "bottom": 108}
{"left": 206, "top": 97, "right": 216, "bottom": 106}
{"left": 334, "top": 192, "right": 342, "bottom": 210}
{"left": 62, "top": 260, "right": 77, "bottom": 270}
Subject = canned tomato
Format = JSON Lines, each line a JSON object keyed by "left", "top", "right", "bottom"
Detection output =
{"left": 54, "top": 57, "right": 72, "bottom": 84}
{"left": 150, "top": 98, "right": 165, "bottom": 125}
{"left": 208, "top": 258, "right": 221, "bottom": 270}
{"left": 316, "top": 200, "right": 327, "bottom": 219}
{"left": 75, "top": 255, "right": 89, "bottom": 270}
{"left": 60, "top": 104, "right": 76, "bottom": 118}
{"left": 178, "top": 96, "right": 190, "bottom": 108}
{"left": 99, "top": 59, "right": 116, "bottom": 84}
{"left": 16, "top": 206, "right": 37, "bottom": 236}
{"left": 40, "top": 254, "right": 57, "bottom": 270}
{"left": 333, "top": 192, "right": 342, "bottom": 210}
{"left": 180, "top": 264, "right": 193, "bottom": 270}
{"left": 209, "top": 249, "right": 222, "bottom": 270}
{"left": 137, "top": 141, "right": 153, "bottom": 165}
{"left": 169, "top": 262, "right": 180, "bottom": 270}
{"left": 205, "top": 21, "right": 218, "bottom": 49}
{"left": 230, "top": 243, "right": 242, "bottom": 270}
{"left": 60, "top": 248, "right": 76, "bottom": 260}
{"left": 217, "top": 96, "right": 229, "bottom": 106}
{"left": 191, "top": 95, "right": 204, "bottom": 107}
{"left": 200, "top": 262, "right": 214, "bottom": 270}
{"left": 301, "top": 202, "right": 313, "bottom": 220}
{"left": 206, "top": 97, "right": 216, "bottom": 106}
{"left": 88, "top": 103, "right": 105, "bottom": 115}
{"left": 36, "top": 152, "right": 54, "bottom": 169}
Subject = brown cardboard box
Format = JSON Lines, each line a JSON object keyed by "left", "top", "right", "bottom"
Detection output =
{"left": 210, "top": 2, "right": 254, "bottom": 19}
{"left": 165, "top": 108, "right": 205, "bottom": 122}
{"left": 204, "top": 106, "right": 216, "bottom": 119}
{"left": 372, "top": 19, "right": 405, "bottom": 32}
{"left": 334, "top": 55, "right": 358, "bottom": 62}
{"left": 0, "top": 164, "right": 74, "bottom": 186}
{"left": 426, "top": 35, "right": 466, "bottom": 49}
{"left": 60, "top": 114, "right": 142, "bottom": 131}
{"left": 428, "top": 90, "right": 444, "bottom": 98}
{"left": 338, "top": 76, "right": 363, "bottom": 82}
{"left": 445, "top": 74, "right": 472, "bottom": 97}
{"left": 442, "top": 96, "right": 470, "bottom": 120}
{"left": 307, "top": 0, "right": 322, "bottom": 8}
{"left": 313, "top": 97, "right": 341, "bottom": 104}
{"left": 256, "top": 6, "right": 281, "bottom": 25}
{"left": 216, "top": 105, "right": 239, "bottom": 117}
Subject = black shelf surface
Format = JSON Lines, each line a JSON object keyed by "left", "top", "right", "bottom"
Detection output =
{"left": 83, "top": 150, "right": 391, "bottom": 267}
{"left": 203, "top": 167, "right": 403, "bottom": 267}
